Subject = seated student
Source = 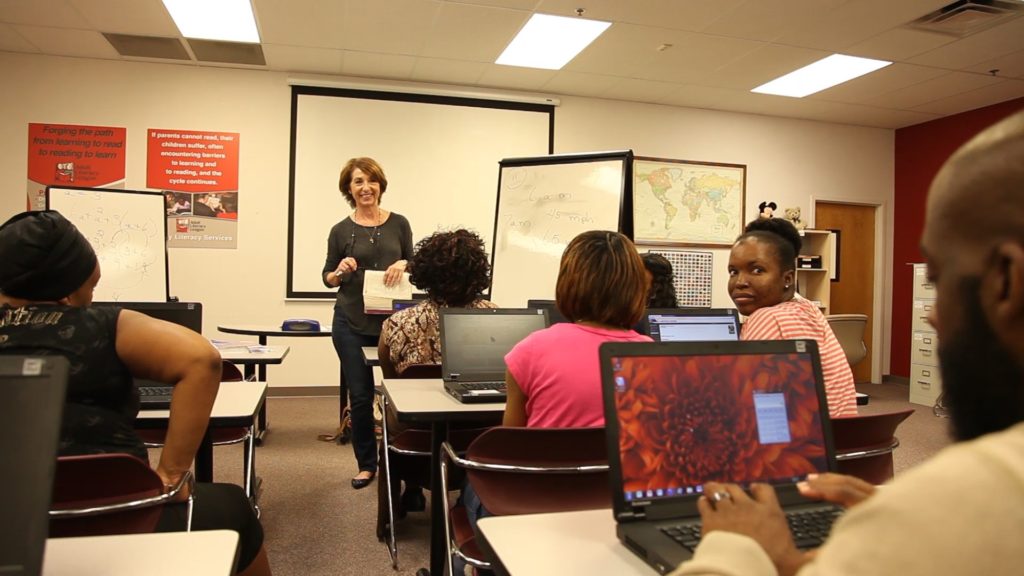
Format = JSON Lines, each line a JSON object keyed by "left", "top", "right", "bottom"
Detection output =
{"left": 669, "top": 105, "right": 1024, "bottom": 576}
{"left": 0, "top": 211, "right": 271, "bottom": 576}
{"left": 642, "top": 252, "right": 679, "bottom": 308}
{"left": 503, "top": 230, "right": 653, "bottom": 427}
{"left": 728, "top": 217, "right": 857, "bottom": 417}
{"left": 378, "top": 228, "right": 496, "bottom": 377}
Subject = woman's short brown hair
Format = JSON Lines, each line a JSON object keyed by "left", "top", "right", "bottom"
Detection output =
{"left": 555, "top": 230, "right": 648, "bottom": 329}
{"left": 338, "top": 157, "right": 388, "bottom": 208}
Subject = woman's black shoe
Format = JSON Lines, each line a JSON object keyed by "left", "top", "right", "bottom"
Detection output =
{"left": 351, "top": 472, "right": 376, "bottom": 489}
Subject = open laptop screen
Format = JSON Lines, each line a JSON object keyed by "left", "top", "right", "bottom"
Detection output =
{"left": 601, "top": 340, "right": 834, "bottom": 504}
{"left": 440, "top": 309, "right": 548, "bottom": 381}
{"left": 642, "top": 308, "right": 740, "bottom": 342}
{"left": 95, "top": 301, "right": 202, "bottom": 333}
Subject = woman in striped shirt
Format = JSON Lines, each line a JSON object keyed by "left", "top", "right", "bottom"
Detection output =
{"left": 727, "top": 218, "right": 858, "bottom": 417}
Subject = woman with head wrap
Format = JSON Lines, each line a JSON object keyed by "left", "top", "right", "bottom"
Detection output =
{"left": 0, "top": 211, "right": 272, "bottom": 576}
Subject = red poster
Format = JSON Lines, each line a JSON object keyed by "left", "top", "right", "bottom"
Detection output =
{"left": 26, "top": 123, "right": 126, "bottom": 210}
{"left": 147, "top": 129, "right": 239, "bottom": 192}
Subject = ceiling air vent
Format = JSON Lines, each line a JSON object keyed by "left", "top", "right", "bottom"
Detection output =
{"left": 908, "top": 0, "right": 1024, "bottom": 36}
{"left": 187, "top": 39, "right": 266, "bottom": 66}
{"left": 103, "top": 33, "right": 190, "bottom": 60}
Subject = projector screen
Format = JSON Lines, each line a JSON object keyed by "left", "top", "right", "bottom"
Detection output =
{"left": 288, "top": 86, "right": 554, "bottom": 298}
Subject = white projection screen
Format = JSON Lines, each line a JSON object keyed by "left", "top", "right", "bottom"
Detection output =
{"left": 288, "top": 86, "right": 554, "bottom": 298}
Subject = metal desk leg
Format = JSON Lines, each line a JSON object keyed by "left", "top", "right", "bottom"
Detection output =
{"left": 426, "top": 421, "right": 447, "bottom": 576}
{"left": 255, "top": 335, "right": 269, "bottom": 442}
{"left": 195, "top": 428, "right": 214, "bottom": 483}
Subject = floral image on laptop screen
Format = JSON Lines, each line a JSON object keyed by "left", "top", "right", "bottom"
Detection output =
{"left": 611, "top": 353, "right": 827, "bottom": 496}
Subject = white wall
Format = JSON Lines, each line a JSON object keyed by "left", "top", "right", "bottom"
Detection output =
{"left": 0, "top": 52, "right": 894, "bottom": 387}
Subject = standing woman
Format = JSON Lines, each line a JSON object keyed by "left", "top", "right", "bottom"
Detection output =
{"left": 323, "top": 157, "right": 413, "bottom": 489}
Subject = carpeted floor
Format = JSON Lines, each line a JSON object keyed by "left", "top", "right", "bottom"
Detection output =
{"left": 199, "top": 382, "right": 952, "bottom": 576}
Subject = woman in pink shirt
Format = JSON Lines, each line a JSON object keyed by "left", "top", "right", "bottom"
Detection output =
{"left": 503, "top": 230, "right": 653, "bottom": 428}
{"left": 728, "top": 217, "right": 858, "bottom": 417}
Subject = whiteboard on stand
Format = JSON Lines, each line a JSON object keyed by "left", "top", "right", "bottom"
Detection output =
{"left": 490, "top": 151, "right": 631, "bottom": 307}
{"left": 46, "top": 186, "right": 169, "bottom": 302}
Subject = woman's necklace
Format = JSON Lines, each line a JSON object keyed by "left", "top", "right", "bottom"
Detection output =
{"left": 355, "top": 208, "right": 382, "bottom": 244}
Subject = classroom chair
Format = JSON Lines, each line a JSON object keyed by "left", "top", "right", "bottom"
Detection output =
{"left": 826, "top": 314, "right": 869, "bottom": 368}
{"left": 49, "top": 453, "right": 193, "bottom": 537}
{"left": 832, "top": 409, "right": 914, "bottom": 485}
{"left": 137, "top": 361, "right": 259, "bottom": 514}
{"left": 439, "top": 426, "right": 611, "bottom": 576}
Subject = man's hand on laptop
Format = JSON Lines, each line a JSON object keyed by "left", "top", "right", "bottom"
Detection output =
{"left": 697, "top": 482, "right": 808, "bottom": 576}
{"left": 797, "top": 472, "right": 876, "bottom": 509}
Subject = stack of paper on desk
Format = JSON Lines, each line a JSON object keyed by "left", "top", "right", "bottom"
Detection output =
{"left": 363, "top": 270, "right": 412, "bottom": 314}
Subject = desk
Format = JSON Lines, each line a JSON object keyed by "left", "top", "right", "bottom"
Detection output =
{"left": 44, "top": 530, "right": 239, "bottom": 576}
{"left": 137, "top": 381, "right": 267, "bottom": 483}
{"left": 477, "top": 509, "right": 654, "bottom": 575}
{"left": 218, "top": 344, "right": 290, "bottom": 380}
{"left": 362, "top": 345, "right": 379, "bottom": 366}
{"left": 383, "top": 378, "right": 504, "bottom": 576}
{"left": 218, "top": 324, "right": 330, "bottom": 435}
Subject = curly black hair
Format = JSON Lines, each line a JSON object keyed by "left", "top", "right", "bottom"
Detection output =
{"left": 408, "top": 229, "right": 490, "bottom": 306}
{"left": 641, "top": 253, "right": 678, "bottom": 308}
{"left": 738, "top": 217, "right": 802, "bottom": 271}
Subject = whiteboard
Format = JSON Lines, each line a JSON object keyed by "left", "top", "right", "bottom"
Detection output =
{"left": 46, "top": 186, "right": 169, "bottom": 302}
{"left": 490, "top": 152, "right": 631, "bottom": 307}
{"left": 288, "top": 86, "right": 553, "bottom": 297}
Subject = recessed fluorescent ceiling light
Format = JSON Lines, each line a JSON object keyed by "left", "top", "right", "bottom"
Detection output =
{"left": 752, "top": 54, "right": 891, "bottom": 98}
{"left": 497, "top": 13, "right": 610, "bottom": 70}
{"left": 163, "top": 0, "right": 260, "bottom": 43}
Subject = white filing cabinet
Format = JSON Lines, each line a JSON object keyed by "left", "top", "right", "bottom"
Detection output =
{"left": 910, "top": 264, "right": 942, "bottom": 405}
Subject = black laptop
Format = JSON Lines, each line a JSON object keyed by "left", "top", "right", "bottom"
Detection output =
{"left": 95, "top": 302, "right": 203, "bottom": 410}
{"left": 599, "top": 339, "right": 842, "bottom": 574}
{"left": 641, "top": 308, "right": 740, "bottom": 342}
{"left": 0, "top": 355, "right": 68, "bottom": 576}
{"left": 439, "top": 308, "right": 548, "bottom": 403}
{"left": 526, "top": 299, "right": 568, "bottom": 325}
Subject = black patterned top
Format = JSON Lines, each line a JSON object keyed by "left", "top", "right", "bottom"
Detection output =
{"left": 0, "top": 304, "right": 146, "bottom": 460}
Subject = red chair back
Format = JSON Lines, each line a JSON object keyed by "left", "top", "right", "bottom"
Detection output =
{"left": 832, "top": 409, "right": 914, "bottom": 484}
{"left": 50, "top": 453, "right": 165, "bottom": 537}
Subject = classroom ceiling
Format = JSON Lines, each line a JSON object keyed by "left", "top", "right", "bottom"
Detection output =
{"left": 2, "top": 0, "right": 1024, "bottom": 129}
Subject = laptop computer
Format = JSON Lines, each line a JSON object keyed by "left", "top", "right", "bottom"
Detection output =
{"left": 641, "top": 308, "right": 740, "bottom": 342}
{"left": 439, "top": 308, "right": 548, "bottom": 403}
{"left": 392, "top": 298, "right": 423, "bottom": 312}
{"left": 599, "top": 339, "right": 842, "bottom": 574}
{"left": 95, "top": 302, "right": 203, "bottom": 410}
{"left": 526, "top": 299, "right": 568, "bottom": 325}
{"left": 0, "top": 355, "right": 68, "bottom": 576}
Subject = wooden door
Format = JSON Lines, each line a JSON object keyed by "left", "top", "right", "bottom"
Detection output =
{"left": 815, "top": 202, "right": 876, "bottom": 383}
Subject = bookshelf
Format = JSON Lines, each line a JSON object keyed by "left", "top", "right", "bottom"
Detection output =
{"left": 796, "top": 229, "right": 833, "bottom": 315}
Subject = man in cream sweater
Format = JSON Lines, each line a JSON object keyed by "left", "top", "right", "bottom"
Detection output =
{"left": 672, "top": 109, "right": 1024, "bottom": 576}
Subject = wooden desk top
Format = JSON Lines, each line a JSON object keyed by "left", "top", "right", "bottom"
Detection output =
{"left": 218, "top": 344, "right": 290, "bottom": 364}
{"left": 44, "top": 530, "right": 239, "bottom": 576}
{"left": 218, "top": 324, "right": 332, "bottom": 337}
{"left": 478, "top": 509, "right": 654, "bottom": 575}
{"left": 382, "top": 379, "right": 504, "bottom": 423}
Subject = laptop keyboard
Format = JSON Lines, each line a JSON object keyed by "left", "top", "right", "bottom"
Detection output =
{"left": 660, "top": 506, "right": 842, "bottom": 552}
{"left": 460, "top": 381, "right": 506, "bottom": 391}
{"left": 138, "top": 385, "right": 173, "bottom": 409}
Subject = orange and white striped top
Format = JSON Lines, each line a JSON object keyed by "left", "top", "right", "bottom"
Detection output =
{"left": 741, "top": 296, "right": 858, "bottom": 417}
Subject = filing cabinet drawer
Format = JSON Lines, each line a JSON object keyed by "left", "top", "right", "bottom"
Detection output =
{"left": 910, "top": 332, "right": 940, "bottom": 367}
{"left": 912, "top": 265, "right": 936, "bottom": 300}
{"left": 911, "top": 300, "right": 935, "bottom": 333}
{"left": 910, "top": 363, "right": 942, "bottom": 406}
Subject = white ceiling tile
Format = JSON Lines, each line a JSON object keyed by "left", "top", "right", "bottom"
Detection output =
{"left": 13, "top": 25, "right": 119, "bottom": 58}
{"left": 476, "top": 63, "right": 558, "bottom": 90}
{"left": 341, "top": 50, "right": 417, "bottom": 80}
{"left": 599, "top": 77, "right": 678, "bottom": 103}
{"left": 966, "top": 49, "right": 1024, "bottom": 80}
{"left": 262, "top": 44, "right": 344, "bottom": 75}
{"left": 703, "top": 44, "right": 827, "bottom": 90}
{"left": 702, "top": 0, "right": 847, "bottom": 42}
{"left": 833, "top": 107, "right": 938, "bottom": 129}
{"left": 657, "top": 83, "right": 760, "bottom": 111}
{"left": 909, "top": 17, "right": 1024, "bottom": 70}
{"left": 779, "top": 0, "right": 952, "bottom": 51}
{"left": 861, "top": 70, "right": 1004, "bottom": 109}
{"left": 631, "top": 32, "right": 764, "bottom": 83}
{"left": 541, "top": 70, "right": 620, "bottom": 98}
{"left": 845, "top": 27, "right": 955, "bottom": 61}
{"left": 536, "top": 0, "right": 748, "bottom": 32}
{"left": 67, "top": 0, "right": 178, "bottom": 36}
{"left": 253, "top": 0, "right": 348, "bottom": 48}
{"left": 420, "top": 2, "right": 526, "bottom": 61}
{"left": 811, "top": 63, "right": 947, "bottom": 104}
{"left": 446, "top": 0, "right": 538, "bottom": 9}
{"left": 0, "top": 0, "right": 89, "bottom": 28}
{"left": 341, "top": 0, "right": 441, "bottom": 55}
{"left": 0, "top": 21, "right": 38, "bottom": 52}
{"left": 410, "top": 57, "right": 486, "bottom": 84}
{"left": 909, "top": 79, "right": 1024, "bottom": 116}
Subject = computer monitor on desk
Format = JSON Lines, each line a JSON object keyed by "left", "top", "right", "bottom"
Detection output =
{"left": 95, "top": 301, "right": 203, "bottom": 333}
{"left": 641, "top": 308, "right": 740, "bottom": 342}
{"left": 527, "top": 299, "right": 567, "bottom": 325}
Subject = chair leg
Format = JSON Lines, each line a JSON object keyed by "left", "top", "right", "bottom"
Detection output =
{"left": 380, "top": 394, "right": 399, "bottom": 570}
{"left": 243, "top": 428, "right": 257, "bottom": 509}
{"left": 440, "top": 458, "right": 454, "bottom": 576}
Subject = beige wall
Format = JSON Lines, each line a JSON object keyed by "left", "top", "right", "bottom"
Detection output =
{"left": 0, "top": 52, "right": 894, "bottom": 386}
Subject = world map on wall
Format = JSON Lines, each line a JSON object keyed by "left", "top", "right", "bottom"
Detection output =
{"left": 634, "top": 159, "right": 746, "bottom": 245}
